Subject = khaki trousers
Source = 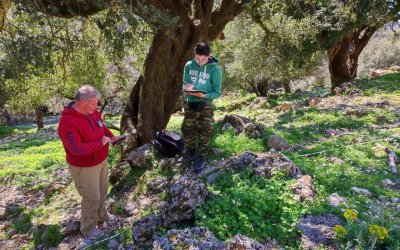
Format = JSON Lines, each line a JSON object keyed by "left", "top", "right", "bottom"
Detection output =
{"left": 68, "top": 159, "right": 110, "bottom": 236}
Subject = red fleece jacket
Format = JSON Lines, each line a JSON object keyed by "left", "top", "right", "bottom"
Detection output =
{"left": 58, "top": 102, "right": 114, "bottom": 167}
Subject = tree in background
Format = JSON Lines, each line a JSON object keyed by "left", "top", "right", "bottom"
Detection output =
{"left": 214, "top": 13, "right": 323, "bottom": 96}
{"left": 0, "top": 4, "right": 149, "bottom": 128}
{"left": 358, "top": 25, "right": 400, "bottom": 76}
{"left": 250, "top": 0, "right": 400, "bottom": 91}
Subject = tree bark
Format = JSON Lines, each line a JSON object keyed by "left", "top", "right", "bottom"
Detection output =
{"left": 282, "top": 81, "right": 291, "bottom": 94}
{"left": 327, "top": 31, "right": 352, "bottom": 91}
{"left": 36, "top": 106, "right": 44, "bottom": 129}
{"left": 0, "top": 0, "right": 11, "bottom": 33}
{"left": 348, "top": 26, "right": 377, "bottom": 78}
{"left": 328, "top": 26, "right": 377, "bottom": 91}
{"left": 1, "top": 108, "right": 12, "bottom": 125}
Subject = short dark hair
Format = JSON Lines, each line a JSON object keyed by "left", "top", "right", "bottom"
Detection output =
{"left": 194, "top": 42, "right": 211, "bottom": 56}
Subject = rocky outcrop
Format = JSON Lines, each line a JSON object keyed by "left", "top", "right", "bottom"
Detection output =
{"left": 221, "top": 115, "right": 264, "bottom": 138}
{"left": 291, "top": 175, "right": 316, "bottom": 202}
{"left": 131, "top": 214, "right": 163, "bottom": 246}
{"left": 153, "top": 227, "right": 225, "bottom": 250}
{"left": 222, "top": 151, "right": 301, "bottom": 178}
{"left": 162, "top": 176, "right": 212, "bottom": 226}
{"left": 328, "top": 193, "right": 347, "bottom": 208}
{"left": 275, "top": 102, "right": 293, "bottom": 112}
{"left": 305, "top": 96, "right": 322, "bottom": 106}
{"left": 126, "top": 143, "right": 154, "bottom": 168}
{"left": 249, "top": 97, "right": 268, "bottom": 110}
{"left": 226, "top": 234, "right": 266, "bottom": 250}
{"left": 299, "top": 214, "right": 341, "bottom": 250}
{"left": 267, "top": 135, "right": 290, "bottom": 150}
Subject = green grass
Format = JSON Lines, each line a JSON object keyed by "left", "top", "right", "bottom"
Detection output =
{"left": 0, "top": 73, "right": 399, "bottom": 248}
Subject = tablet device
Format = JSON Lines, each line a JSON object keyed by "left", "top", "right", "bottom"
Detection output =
{"left": 185, "top": 90, "right": 207, "bottom": 94}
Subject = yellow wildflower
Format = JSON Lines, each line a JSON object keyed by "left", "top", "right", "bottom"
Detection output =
{"left": 369, "top": 224, "right": 389, "bottom": 240}
{"left": 333, "top": 225, "right": 347, "bottom": 239}
{"left": 343, "top": 209, "right": 357, "bottom": 223}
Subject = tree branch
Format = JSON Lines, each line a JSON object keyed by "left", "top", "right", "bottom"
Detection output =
{"left": 209, "top": 0, "right": 248, "bottom": 40}
{"left": 29, "top": 0, "right": 109, "bottom": 18}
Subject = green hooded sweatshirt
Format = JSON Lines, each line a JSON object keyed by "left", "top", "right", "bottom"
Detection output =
{"left": 182, "top": 56, "right": 222, "bottom": 103}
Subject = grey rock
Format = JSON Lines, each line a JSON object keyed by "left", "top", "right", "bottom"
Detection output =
{"left": 267, "top": 135, "right": 290, "bottom": 150}
{"left": 221, "top": 122, "right": 234, "bottom": 131}
{"left": 221, "top": 115, "right": 251, "bottom": 135}
{"left": 329, "top": 193, "right": 347, "bottom": 208}
{"left": 124, "top": 202, "right": 138, "bottom": 216}
{"left": 139, "top": 197, "right": 152, "bottom": 209}
{"left": 147, "top": 178, "right": 169, "bottom": 193}
{"left": 291, "top": 175, "right": 316, "bottom": 202}
{"left": 163, "top": 176, "right": 211, "bottom": 226}
{"left": 222, "top": 152, "right": 301, "bottom": 178}
{"left": 244, "top": 123, "right": 264, "bottom": 139}
{"left": 153, "top": 227, "right": 225, "bottom": 250}
{"left": 299, "top": 214, "right": 341, "bottom": 250}
{"left": 240, "top": 151, "right": 258, "bottom": 165}
{"left": 7, "top": 229, "right": 17, "bottom": 238}
{"left": 207, "top": 170, "right": 226, "bottom": 185}
{"left": 305, "top": 96, "right": 322, "bottom": 106}
{"left": 249, "top": 97, "right": 268, "bottom": 110}
{"left": 327, "top": 157, "right": 344, "bottom": 165}
{"left": 382, "top": 179, "right": 396, "bottom": 189}
{"left": 351, "top": 187, "right": 372, "bottom": 196}
{"left": 226, "top": 234, "right": 266, "bottom": 249}
{"left": 131, "top": 214, "right": 162, "bottom": 245}
{"left": 378, "top": 195, "right": 387, "bottom": 202}
{"left": 126, "top": 143, "right": 153, "bottom": 168}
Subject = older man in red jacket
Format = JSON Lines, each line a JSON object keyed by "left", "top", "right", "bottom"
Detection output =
{"left": 58, "top": 85, "right": 119, "bottom": 239}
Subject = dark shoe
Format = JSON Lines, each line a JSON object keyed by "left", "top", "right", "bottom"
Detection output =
{"left": 86, "top": 228, "right": 103, "bottom": 239}
{"left": 179, "top": 153, "right": 195, "bottom": 163}
{"left": 193, "top": 157, "right": 207, "bottom": 174}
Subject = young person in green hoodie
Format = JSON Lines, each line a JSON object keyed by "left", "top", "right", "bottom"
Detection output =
{"left": 181, "top": 42, "right": 222, "bottom": 173}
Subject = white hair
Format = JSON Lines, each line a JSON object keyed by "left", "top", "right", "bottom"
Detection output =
{"left": 75, "top": 85, "right": 100, "bottom": 101}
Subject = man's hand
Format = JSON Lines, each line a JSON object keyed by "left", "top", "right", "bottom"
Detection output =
{"left": 187, "top": 92, "right": 206, "bottom": 98}
{"left": 110, "top": 135, "right": 120, "bottom": 143}
{"left": 101, "top": 136, "right": 111, "bottom": 145}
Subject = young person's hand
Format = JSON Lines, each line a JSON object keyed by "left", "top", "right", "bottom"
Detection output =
{"left": 187, "top": 92, "right": 206, "bottom": 98}
{"left": 185, "top": 84, "right": 194, "bottom": 91}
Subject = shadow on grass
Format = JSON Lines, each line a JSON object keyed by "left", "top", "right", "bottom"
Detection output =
{"left": 33, "top": 223, "right": 63, "bottom": 248}
{"left": 273, "top": 107, "right": 371, "bottom": 144}
{"left": 0, "top": 204, "right": 33, "bottom": 234}
{"left": 356, "top": 72, "right": 400, "bottom": 95}
{"left": 0, "top": 139, "right": 48, "bottom": 153}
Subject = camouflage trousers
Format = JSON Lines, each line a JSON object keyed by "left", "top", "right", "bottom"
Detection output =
{"left": 181, "top": 102, "right": 214, "bottom": 156}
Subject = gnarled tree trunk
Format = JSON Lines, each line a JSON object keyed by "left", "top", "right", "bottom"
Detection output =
{"left": 328, "top": 26, "right": 377, "bottom": 91}
{"left": 282, "top": 81, "right": 291, "bottom": 94}
{"left": 36, "top": 106, "right": 44, "bottom": 129}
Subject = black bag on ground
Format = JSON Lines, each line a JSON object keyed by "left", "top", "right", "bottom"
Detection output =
{"left": 154, "top": 130, "right": 184, "bottom": 157}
